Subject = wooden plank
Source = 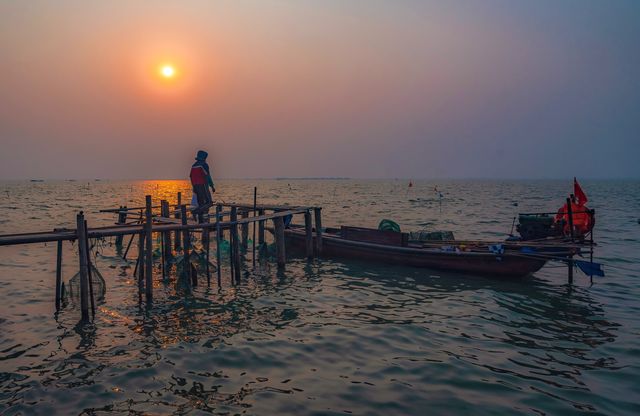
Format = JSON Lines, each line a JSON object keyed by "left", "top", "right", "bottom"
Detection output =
{"left": 0, "top": 209, "right": 309, "bottom": 246}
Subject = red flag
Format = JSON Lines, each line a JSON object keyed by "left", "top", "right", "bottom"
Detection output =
{"left": 574, "top": 177, "right": 588, "bottom": 205}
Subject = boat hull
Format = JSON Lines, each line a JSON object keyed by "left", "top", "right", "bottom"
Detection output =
{"left": 284, "top": 229, "right": 547, "bottom": 278}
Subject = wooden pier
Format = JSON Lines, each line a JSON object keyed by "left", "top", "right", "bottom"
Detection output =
{"left": 0, "top": 193, "right": 323, "bottom": 322}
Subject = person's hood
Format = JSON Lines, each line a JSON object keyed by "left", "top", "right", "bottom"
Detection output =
{"left": 195, "top": 150, "right": 208, "bottom": 161}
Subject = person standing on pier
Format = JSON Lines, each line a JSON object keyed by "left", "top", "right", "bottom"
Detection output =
{"left": 190, "top": 150, "right": 216, "bottom": 223}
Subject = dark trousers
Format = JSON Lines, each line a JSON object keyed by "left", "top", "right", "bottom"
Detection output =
{"left": 192, "top": 184, "right": 212, "bottom": 223}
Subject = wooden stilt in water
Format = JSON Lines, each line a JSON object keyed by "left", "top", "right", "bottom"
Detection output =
{"left": 160, "top": 232, "right": 166, "bottom": 281}
{"left": 180, "top": 204, "right": 191, "bottom": 288}
{"left": 203, "top": 207, "right": 211, "bottom": 285}
{"left": 241, "top": 209, "right": 249, "bottom": 251}
{"left": 252, "top": 187, "right": 257, "bottom": 267}
{"left": 215, "top": 204, "right": 222, "bottom": 285}
{"left": 76, "top": 212, "right": 90, "bottom": 322}
{"left": 115, "top": 206, "right": 126, "bottom": 247}
{"left": 85, "top": 220, "right": 96, "bottom": 317}
{"left": 314, "top": 207, "right": 323, "bottom": 255}
{"left": 590, "top": 209, "right": 595, "bottom": 284}
{"left": 55, "top": 240, "right": 63, "bottom": 311}
{"left": 160, "top": 200, "right": 172, "bottom": 260}
{"left": 304, "top": 210, "right": 314, "bottom": 259}
{"left": 174, "top": 192, "right": 182, "bottom": 250}
{"left": 567, "top": 197, "right": 575, "bottom": 242}
{"left": 273, "top": 216, "right": 286, "bottom": 269}
{"left": 137, "top": 232, "right": 145, "bottom": 296}
{"left": 258, "top": 209, "right": 265, "bottom": 245}
{"left": 566, "top": 197, "right": 574, "bottom": 285}
{"left": 145, "top": 196, "right": 153, "bottom": 302}
{"left": 230, "top": 207, "right": 241, "bottom": 281}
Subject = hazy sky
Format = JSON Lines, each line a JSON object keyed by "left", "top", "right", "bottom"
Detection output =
{"left": 1, "top": 0, "right": 638, "bottom": 180}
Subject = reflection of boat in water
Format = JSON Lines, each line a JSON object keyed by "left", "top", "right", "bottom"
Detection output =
{"left": 284, "top": 225, "right": 548, "bottom": 278}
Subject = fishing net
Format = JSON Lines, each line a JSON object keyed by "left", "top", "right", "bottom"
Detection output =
{"left": 65, "top": 265, "right": 106, "bottom": 305}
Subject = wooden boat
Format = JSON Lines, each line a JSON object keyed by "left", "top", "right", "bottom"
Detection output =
{"left": 283, "top": 225, "right": 550, "bottom": 278}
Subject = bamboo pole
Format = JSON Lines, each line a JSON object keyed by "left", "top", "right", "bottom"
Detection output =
{"left": 55, "top": 240, "right": 63, "bottom": 311}
{"left": 304, "top": 210, "right": 313, "bottom": 259}
{"left": 314, "top": 207, "right": 323, "bottom": 255}
{"left": 76, "top": 212, "right": 90, "bottom": 322}
{"left": 273, "top": 216, "right": 286, "bottom": 269}
{"left": 145, "top": 196, "right": 153, "bottom": 302}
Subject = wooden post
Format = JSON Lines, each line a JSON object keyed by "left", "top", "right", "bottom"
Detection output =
{"left": 314, "top": 207, "right": 323, "bottom": 255}
{"left": 258, "top": 209, "right": 265, "bottom": 245}
{"left": 76, "top": 212, "right": 90, "bottom": 322}
{"left": 205, "top": 221, "right": 210, "bottom": 285}
{"left": 55, "top": 240, "right": 63, "bottom": 311}
{"left": 174, "top": 192, "right": 182, "bottom": 250}
{"left": 180, "top": 204, "right": 190, "bottom": 283}
{"left": 229, "top": 207, "right": 236, "bottom": 280}
{"left": 590, "top": 209, "right": 595, "bottom": 283}
{"left": 115, "top": 206, "right": 126, "bottom": 247}
{"left": 231, "top": 207, "right": 241, "bottom": 281}
{"left": 137, "top": 232, "right": 145, "bottom": 296}
{"left": 215, "top": 204, "right": 222, "bottom": 285}
{"left": 145, "top": 195, "right": 153, "bottom": 302}
{"left": 566, "top": 197, "right": 574, "bottom": 242}
{"left": 304, "top": 210, "right": 314, "bottom": 259}
{"left": 252, "top": 187, "right": 257, "bottom": 267}
{"left": 273, "top": 216, "right": 286, "bottom": 269}
{"left": 160, "top": 200, "right": 172, "bottom": 260}
{"left": 85, "top": 220, "right": 96, "bottom": 318}
{"left": 241, "top": 209, "right": 249, "bottom": 251}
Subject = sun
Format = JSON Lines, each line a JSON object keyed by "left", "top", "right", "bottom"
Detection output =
{"left": 159, "top": 64, "right": 176, "bottom": 79}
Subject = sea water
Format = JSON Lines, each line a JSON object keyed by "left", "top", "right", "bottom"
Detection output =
{"left": 0, "top": 179, "right": 639, "bottom": 415}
